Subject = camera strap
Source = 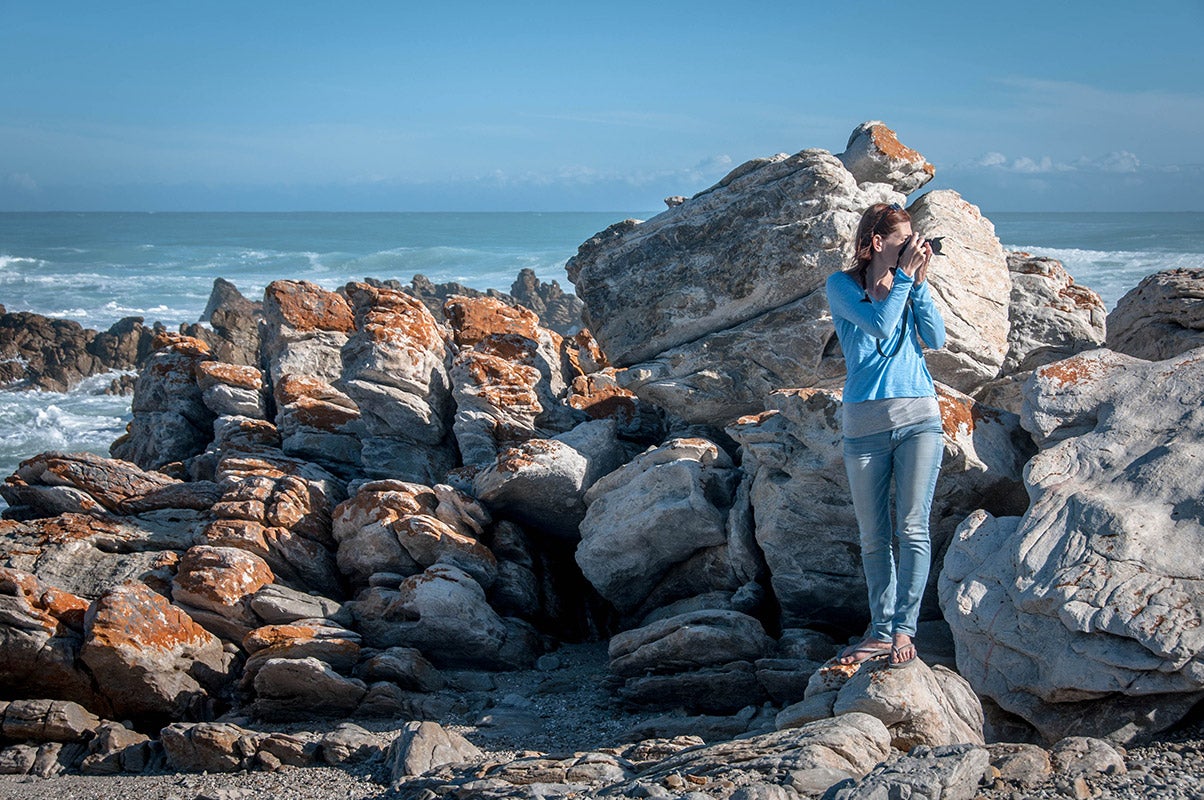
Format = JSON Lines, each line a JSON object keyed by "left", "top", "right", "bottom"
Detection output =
{"left": 875, "top": 300, "right": 912, "bottom": 359}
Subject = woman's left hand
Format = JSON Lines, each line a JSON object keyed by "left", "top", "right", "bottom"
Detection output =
{"left": 898, "top": 234, "right": 931, "bottom": 278}
{"left": 914, "top": 239, "right": 933, "bottom": 284}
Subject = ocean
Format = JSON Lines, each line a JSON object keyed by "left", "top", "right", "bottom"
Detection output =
{"left": 2, "top": 210, "right": 1202, "bottom": 505}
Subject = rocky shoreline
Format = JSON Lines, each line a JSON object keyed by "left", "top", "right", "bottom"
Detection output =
{"left": 2, "top": 122, "right": 1203, "bottom": 799}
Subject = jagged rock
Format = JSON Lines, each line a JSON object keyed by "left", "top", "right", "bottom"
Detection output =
{"left": 0, "top": 699, "right": 101, "bottom": 742}
{"left": 617, "top": 661, "right": 769, "bottom": 714}
{"left": 388, "top": 720, "right": 483, "bottom": 784}
{"left": 79, "top": 721, "right": 152, "bottom": 775}
{"left": 341, "top": 282, "right": 456, "bottom": 482}
{"left": 251, "top": 656, "right": 368, "bottom": 720}
{"left": 0, "top": 568, "right": 103, "bottom": 711}
{"left": 346, "top": 564, "right": 537, "bottom": 669}
{"left": 509, "top": 268, "right": 584, "bottom": 335}
{"left": 332, "top": 480, "right": 497, "bottom": 589}
{"left": 110, "top": 334, "right": 216, "bottom": 470}
{"left": 616, "top": 713, "right": 891, "bottom": 794}
{"left": 194, "top": 278, "right": 262, "bottom": 366}
{"left": 567, "top": 367, "right": 665, "bottom": 443}
{"left": 271, "top": 373, "right": 363, "bottom": 472}
{"left": 241, "top": 622, "right": 361, "bottom": 687}
{"left": 576, "top": 438, "right": 745, "bottom": 614}
{"left": 1107, "top": 267, "right": 1204, "bottom": 360}
{"left": 473, "top": 418, "right": 628, "bottom": 539}
{"left": 201, "top": 453, "right": 343, "bottom": 597}
{"left": 447, "top": 294, "right": 585, "bottom": 466}
{"left": 171, "top": 545, "right": 274, "bottom": 641}
{"left": 941, "top": 347, "right": 1204, "bottom": 743}
{"left": 837, "top": 120, "right": 935, "bottom": 195}
{"left": 975, "top": 252, "right": 1107, "bottom": 413}
{"left": 257, "top": 731, "right": 319, "bottom": 767}
{"left": 0, "top": 512, "right": 196, "bottom": 600}
{"left": 0, "top": 310, "right": 151, "bottom": 392}
{"left": 196, "top": 361, "right": 266, "bottom": 418}
{"left": 825, "top": 743, "right": 989, "bottom": 800}
{"left": 248, "top": 583, "right": 347, "bottom": 626}
{"left": 160, "top": 722, "right": 262, "bottom": 773}
{"left": 727, "top": 384, "right": 1027, "bottom": 631}
{"left": 756, "top": 658, "right": 825, "bottom": 705}
{"left": 0, "top": 744, "right": 38, "bottom": 775}
{"left": 609, "top": 610, "right": 774, "bottom": 677}
{"left": 81, "top": 581, "right": 233, "bottom": 720}
{"left": 357, "top": 646, "right": 446, "bottom": 692}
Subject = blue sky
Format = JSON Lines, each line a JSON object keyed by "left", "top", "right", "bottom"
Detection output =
{"left": 2, "top": 1, "right": 1201, "bottom": 212}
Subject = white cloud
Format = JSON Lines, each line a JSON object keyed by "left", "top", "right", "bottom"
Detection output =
{"left": 961, "top": 149, "right": 1144, "bottom": 176}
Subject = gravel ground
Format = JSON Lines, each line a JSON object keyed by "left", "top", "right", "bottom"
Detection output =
{"left": 1, "top": 643, "right": 1202, "bottom": 800}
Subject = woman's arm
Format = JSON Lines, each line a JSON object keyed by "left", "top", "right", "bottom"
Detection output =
{"left": 910, "top": 280, "right": 946, "bottom": 349}
{"left": 827, "top": 270, "right": 915, "bottom": 339}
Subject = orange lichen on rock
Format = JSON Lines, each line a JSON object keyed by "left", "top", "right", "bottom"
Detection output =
{"left": 1036, "top": 353, "right": 1108, "bottom": 389}
{"left": 265, "top": 280, "right": 356, "bottom": 333}
{"left": 868, "top": 123, "right": 935, "bottom": 176}
{"left": 196, "top": 361, "right": 263, "bottom": 391}
{"left": 85, "top": 581, "right": 215, "bottom": 653}
{"left": 936, "top": 385, "right": 996, "bottom": 437}
{"left": 444, "top": 295, "right": 544, "bottom": 347}
{"left": 346, "top": 283, "right": 447, "bottom": 352}
{"left": 568, "top": 374, "right": 637, "bottom": 420}
{"left": 149, "top": 332, "right": 213, "bottom": 357}
{"left": 495, "top": 438, "right": 561, "bottom": 474}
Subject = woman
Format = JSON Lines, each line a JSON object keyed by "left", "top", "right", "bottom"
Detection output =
{"left": 824, "top": 202, "right": 946, "bottom": 668}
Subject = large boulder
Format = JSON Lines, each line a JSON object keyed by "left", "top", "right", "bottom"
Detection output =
{"left": 171, "top": 545, "right": 275, "bottom": 642}
{"left": 0, "top": 310, "right": 151, "bottom": 392}
{"left": 727, "top": 383, "right": 1028, "bottom": 631}
{"left": 940, "top": 347, "right": 1204, "bottom": 743}
{"left": 80, "top": 581, "right": 233, "bottom": 721}
{"left": 575, "top": 438, "right": 751, "bottom": 616}
{"left": 1107, "top": 267, "right": 1204, "bottom": 361}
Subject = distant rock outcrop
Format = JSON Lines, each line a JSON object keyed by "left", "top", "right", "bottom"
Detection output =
{"left": 1107, "top": 267, "right": 1204, "bottom": 361}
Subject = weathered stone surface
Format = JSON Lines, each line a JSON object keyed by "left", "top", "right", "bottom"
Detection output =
{"left": 609, "top": 610, "right": 774, "bottom": 677}
{"left": 251, "top": 656, "right": 368, "bottom": 720}
{"left": 0, "top": 512, "right": 196, "bottom": 600}
{"left": 616, "top": 661, "right": 768, "bottom": 714}
{"left": 567, "top": 367, "right": 665, "bottom": 443}
{"left": 837, "top": 120, "right": 935, "bottom": 195}
{"left": 5, "top": 451, "right": 177, "bottom": 513}
{"left": 473, "top": 419, "right": 628, "bottom": 539}
{"left": 727, "top": 383, "right": 1027, "bottom": 631}
{"left": 357, "top": 646, "right": 446, "bottom": 692}
{"left": 110, "top": 335, "right": 215, "bottom": 470}
{"left": 620, "top": 713, "right": 891, "bottom": 791}
{"left": 81, "top": 581, "right": 232, "bottom": 720}
{"left": 508, "top": 268, "right": 584, "bottom": 335}
{"left": 319, "top": 722, "right": 380, "bottom": 765}
{"left": 193, "top": 277, "right": 263, "bottom": 367}
{"left": 906, "top": 190, "right": 1012, "bottom": 393}
{"left": 340, "top": 282, "right": 455, "bottom": 481}
{"left": 332, "top": 480, "right": 497, "bottom": 589}
{"left": 0, "top": 699, "right": 101, "bottom": 742}
{"left": 987, "top": 742, "right": 1052, "bottom": 787}
{"left": 240, "top": 621, "right": 361, "bottom": 689}
{"left": 975, "top": 252, "right": 1107, "bottom": 413}
{"left": 1049, "top": 736, "right": 1126, "bottom": 778}
{"left": 171, "top": 545, "right": 274, "bottom": 641}
{"left": 346, "top": 564, "right": 536, "bottom": 669}
{"left": 196, "top": 361, "right": 266, "bottom": 418}
{"left": 78, "top": 720, "right": 152, "bottom": 775}
{"left": 248, "top": 583, "right": 347, "bottom": 625}
{"left": 271, "top": 374, "right": 363, "bottom": 471}
{"left": 160, "top": 721, "right": 262, "bottom": 773}
{"left": 565, "top": 147, "right": 897, "bottom": 370}
{"left": 941, "top": 347, "right": 1204, "bottom": 743}
{"left": 1107, "top": 267, "right": 1204, "bottom": 361}
{"left": 0, "top": 568, "right": 102, "bottom": 711}
{"left": 576, "top": 438, "right": 744, "bottom": 613}
{"left": 826, "top": 743, "right": 989, "bottom": 800}
{"left": 388, "top": 720, "right": 483, "bottom": 783}
{"left": 0, "top": 744, "right": 38, "bottom": 775}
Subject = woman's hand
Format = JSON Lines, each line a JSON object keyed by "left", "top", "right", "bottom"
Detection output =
{"left": 899, "top": 233, "right": 932, "bottom": 280}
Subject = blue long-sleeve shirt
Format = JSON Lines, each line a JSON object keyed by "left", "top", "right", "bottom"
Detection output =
{"left": 825, "top": 268, "right": 946, "bottom": 403}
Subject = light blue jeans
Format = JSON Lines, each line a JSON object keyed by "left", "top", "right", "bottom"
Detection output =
{"left": 842, "top": 417, "right": 943, "bottom": 641}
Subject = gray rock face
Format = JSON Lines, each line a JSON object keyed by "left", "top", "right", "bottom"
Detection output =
{"left": 388, "top": 720, "right": 482, "bottom": 784}
{"left": 609, "top": 610, "right": 775, "bottom": 677}
{"left": 727, "top": 384, "right": 1028, "bottom": 631}
{"left": 974, "top": 252, "right": 1107, "bottom": 413}
{"left": 575, "top": 438, "right": 744, "bottom": 614}
{"left": 1049, "top": 736, "right": 1126, "bottom": 778}
{"left": 0, "top": 699, "right": 101, "bottom": 742}
{"left": 473, "top": 419, "right": 628, "bottom": 539}
{"left": 826, "top": 743, "right": 989, "bottom": 800}
{"left": 251, "top": 656, "right": 368, "bottom": 721}
{"left": 837, "top": 120, "right": 936, "bottom": 195}
{"left": 1107, "top": 267, "right": 1204, "bottom": 361}
{"left": 940, "top": 348, "right": 1204, "bottom": 743}
{"left": 160, "top": 722, "right": 262, "bottom": 773}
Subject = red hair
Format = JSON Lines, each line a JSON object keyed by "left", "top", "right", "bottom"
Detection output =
{"left": 848, "top": 203, "right": 910, "bottom": 289}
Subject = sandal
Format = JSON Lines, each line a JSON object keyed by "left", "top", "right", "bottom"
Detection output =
{"left": 889, "top": 641, "right": 918, "bottom": 669}
{"left": 838, "top": 641, "right": 891, "bottom": 665}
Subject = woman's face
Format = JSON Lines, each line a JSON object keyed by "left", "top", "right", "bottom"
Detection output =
{"left": 878, "top": 221, "right": 913, "bottom": 266}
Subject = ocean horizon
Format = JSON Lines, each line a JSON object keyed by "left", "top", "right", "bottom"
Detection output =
{"left": 2, "top": 209, "right": 1202, "bottom": 505}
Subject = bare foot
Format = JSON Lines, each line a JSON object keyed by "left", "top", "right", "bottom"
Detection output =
{"left": 838, "top": 638, "right": 891, "bottom": 665}
{"left": 890, "top": 633, "right": 917, "bottom": 667}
